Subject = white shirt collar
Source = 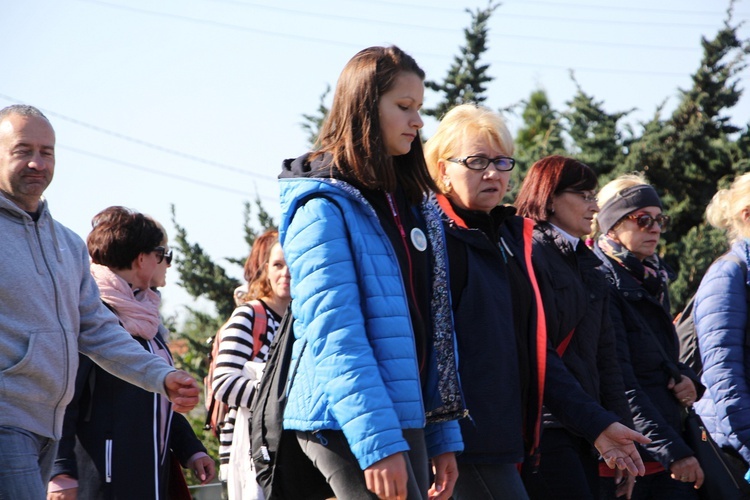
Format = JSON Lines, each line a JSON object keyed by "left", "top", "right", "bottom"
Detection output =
{"left": 549, "top": 223, "right": 581, "bottom": 249}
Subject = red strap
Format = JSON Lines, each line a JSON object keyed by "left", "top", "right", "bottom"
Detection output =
{"left": 523, "top": 217, "right": 547, "bottom": 463}
{"left": 248, "top": 300, "right": 268, "bottom": 360}
{"left": 556, "top": 328, "right": 575, "bottom": 357}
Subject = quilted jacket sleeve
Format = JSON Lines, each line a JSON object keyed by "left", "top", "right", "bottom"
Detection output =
{"left": 608, "top": 289, "right": 693, "bottom": 468}
{"left": 694, "top": 254, "right": 750, "bottom": 464}
{"left": 283, "top": 196, "right": 409, "bottom": 470}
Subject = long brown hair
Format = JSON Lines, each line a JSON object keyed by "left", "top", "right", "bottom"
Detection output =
{"left": 312, "top": 45, "right": 437, "bottom": 203}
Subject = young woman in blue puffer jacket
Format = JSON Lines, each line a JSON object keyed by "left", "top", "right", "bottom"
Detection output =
{"left": 278, "top": 45, "right": 465, "bottom": 500}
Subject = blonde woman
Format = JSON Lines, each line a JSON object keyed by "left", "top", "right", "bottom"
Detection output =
{"left": 693, "top": 173, "right": 750, "bottom": 484}
{"left": 424, "top": 104, "right": 647, "bottom": 499}
{"left": 593, "top": 174, "right": 704, "bottom": 498}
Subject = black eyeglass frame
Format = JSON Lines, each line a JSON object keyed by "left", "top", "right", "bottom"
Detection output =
{"left": 152, "top": 246, "right": 173, "bottom": 265}
{"left": 626, "top": 213, "right": 670, "bottom": 233}
{"left": 559, "top": 190, "right": 598, "bottom": 203}
{"left": 446, "top": 155, "right": 516, "bottom": 172}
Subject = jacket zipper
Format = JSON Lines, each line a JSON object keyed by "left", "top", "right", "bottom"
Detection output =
{"left": 34, "top": 220, "right": 70, "bottom": 436}
{"left": 105, "top": 439, "right": 113, "bottom": 482}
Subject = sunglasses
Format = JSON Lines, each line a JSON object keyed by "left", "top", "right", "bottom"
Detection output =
{"left": 152, "top": 246, "right": 173, "bottom": 265}
{"left": 626, "top": 213, "right": 670, "bottom": 233}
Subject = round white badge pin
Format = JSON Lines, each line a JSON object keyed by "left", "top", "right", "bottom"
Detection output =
{"left": 411, "top": 228, "right": 427, "bottom": 252}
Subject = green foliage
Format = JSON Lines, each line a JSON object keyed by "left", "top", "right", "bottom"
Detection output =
{"left": 423, "top": 2, "right": 498, "bottom": 119}
{"left": 510, "top": 89, "right": 568, "bottom": 199}
{"left": 563, "top": 76, "right": 635, "bottom": 183}
{"left": 619, "top": 15, "right": 749, "bottom": 310}
{"left": 300, "top": 84, "right": 331, "bottom": 148}
{"left": 168, "top": 200, "right": 276, "bottom": 479}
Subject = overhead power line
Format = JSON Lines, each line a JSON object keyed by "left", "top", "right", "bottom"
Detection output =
{"left": 59, "top": 145, "right": 279, "bottom": 202}
{"left": 0, "top": 92, "right": 277, "bottom": 183}
{"left": 84, "top": 0, "right": 718, "bottom": 54}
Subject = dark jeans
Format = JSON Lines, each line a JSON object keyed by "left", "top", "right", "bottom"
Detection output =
{"left": 524, "top": 428, "right": 599, "bottom": 500}
{"left": 0, "top": 426, "right": 59, "bottom": 500}
{"left": 599, "top": 471, "right": 698, "bottom": 500}
{"left": 297, "top": 428, "right": 429, "bottom": 499}
{"left": 453, "top": 462, "right": 529, "bottom": 500}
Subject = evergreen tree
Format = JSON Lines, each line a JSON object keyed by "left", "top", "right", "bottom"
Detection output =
{"left": 622, "top": 12, "right": 748, "bottom": 310}
{"left": 423, "top": 2, "right": 498, "bottom": 119}
{"left": 510, "top": 89, "right": 567, "bottom": 200}
{"left": 563, "top": 77, "right": 634, "bottom": 182}
{"left": 300, "top": 84, "right": 331, "bottom": 148}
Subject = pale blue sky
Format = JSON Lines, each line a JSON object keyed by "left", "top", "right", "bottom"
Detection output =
{"left": 2, "top": 0, "right": 748, "bottom": 319}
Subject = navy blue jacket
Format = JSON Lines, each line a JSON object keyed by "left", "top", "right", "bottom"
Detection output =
{"left": 52, "top": 330, "right": 206, "bottom": 499}
{"left": 439, "top": 197, "right": 618, "bottom": 465}
{"left": 531, "top": 223, "right": 631, "bottom": 430}
{"left": 594, "top": 244, "right": 703, "bottom": 469}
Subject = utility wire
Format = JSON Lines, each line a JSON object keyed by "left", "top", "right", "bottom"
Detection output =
{"left": 198, "top": 0, "right": 724, "bottom": 29}
{"left": 360, "top": 0, "right": 748, "bottom": 18}
{"left": 59, "top": 144, "right": 279, "bottom": 202}
{"left": 85, "top": 0, "right": 719, "bottom": 52}
{"left": 0, "top": 92, "right": 277, "bottom": 182}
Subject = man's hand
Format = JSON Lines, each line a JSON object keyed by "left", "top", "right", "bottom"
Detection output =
{"left": 428, "top": 452, "right": 458, "bottom": 499}
{"left": 364, "top": 453, "right": 408, "bottom": 500}
{"left": 47, "top": 488, "right": 77, "bottom": 500}
{"left": 47, "top": 474, "right": 77, "bottom": 500}
{"left": 188, "top": 455, "right": 216, "bottom": 484}
{"left": 164, "top": 370, "right": 200, "bottom": 413}
{"left": 670, "top": 456, "right": 704, "bottom": 489}
{"left": 595, "top": 422, "right": 651, "bottom": 476}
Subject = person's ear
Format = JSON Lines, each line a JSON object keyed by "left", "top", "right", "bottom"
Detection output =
{"left": 742, "top": 207, "right": 750, "bottom": 224}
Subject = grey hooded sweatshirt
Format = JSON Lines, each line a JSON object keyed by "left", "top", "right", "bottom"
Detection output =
{"left": 0, "top": 194, "right": 175, "bottom": 440}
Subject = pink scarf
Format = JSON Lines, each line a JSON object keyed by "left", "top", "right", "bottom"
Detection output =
{"left": 90, "top": 263, "right": 161, "bottom": 340}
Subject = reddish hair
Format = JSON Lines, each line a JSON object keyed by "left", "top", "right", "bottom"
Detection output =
{"left": 515, "top": 155, "right": 597, "bottom": 221}
{"left": 242, "top": 229, "right": 280, "bottom": 302}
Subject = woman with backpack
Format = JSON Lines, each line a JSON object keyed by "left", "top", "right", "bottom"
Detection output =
{"left": 278, "top": 45, "right": 464, "bottom": 500}
{"left": 592, "top": 174, "right": 705, "bottom": 498}
{"left": 693, "top": 173, "right": 750, "bottom": 482}
{"left": 211, "top": 229, "right": 291, "bottom": 500}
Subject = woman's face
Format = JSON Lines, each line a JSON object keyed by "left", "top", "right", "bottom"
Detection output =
{"left": 378, "top": 71, "right": 424, "bottom": 156}
{"left": 610, "top": 206, "right": 663, "bottom": 261}
{"left": 548, "top": 189, "right": 599, "bottom": 238}
{"left": 150, "top": 240, "right": 170, "bottom": 289}
{"left": 439, "top": 135, "right": 511, "bottom": 213}
{"left": 266, "top": 243, "right": 290, "bottom": 300}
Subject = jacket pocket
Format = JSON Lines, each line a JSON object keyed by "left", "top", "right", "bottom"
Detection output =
{"left": 0, "top": 330, "right": 71, "bottom": 404}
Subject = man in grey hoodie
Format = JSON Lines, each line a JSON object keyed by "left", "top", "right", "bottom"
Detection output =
{"left": 0, "top": 104, "right": 200, "bottom": 499}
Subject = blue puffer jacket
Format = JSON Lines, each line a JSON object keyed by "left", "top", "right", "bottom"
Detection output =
{"left": 694, "top": 240, "right": 750, "bottom": 464}
{"left": 278, "top": 174, "right": 464, "bottom": 471}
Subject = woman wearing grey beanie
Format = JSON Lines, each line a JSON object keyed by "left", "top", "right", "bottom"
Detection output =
{"left": 593, "top": 174, "right": 704, "bottom": 499}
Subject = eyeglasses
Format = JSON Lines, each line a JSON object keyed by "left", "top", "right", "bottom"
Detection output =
{"left": 447, "top": 155, "right": 515, "bottom": 172}
{"left": 561, "top": 190, "right": 598, "bottom": 203}
{"left": 153, "top": 246, "right": 173, "bottom": 265}
{"left": 626, "top": 213, "right": 670, "bottom": 232}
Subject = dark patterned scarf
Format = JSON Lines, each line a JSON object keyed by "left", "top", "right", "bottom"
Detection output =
{"left": 598, "top": 234, "right": 669, "bottom": 303}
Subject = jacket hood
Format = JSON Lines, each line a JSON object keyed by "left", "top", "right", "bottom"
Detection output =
{"left": 0, "top": 193, "right": 48, "bottom": 224}
{"left": 280, "top": 152, "right": 338, "bottom": 180}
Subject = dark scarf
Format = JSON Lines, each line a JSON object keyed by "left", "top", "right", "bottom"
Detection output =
{"left": 598, "top": 234, "right": 669, "bottom": 303}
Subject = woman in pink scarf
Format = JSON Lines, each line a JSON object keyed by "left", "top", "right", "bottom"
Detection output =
{"left": 48, "top": 206, "right": 215, "bottom": 500}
